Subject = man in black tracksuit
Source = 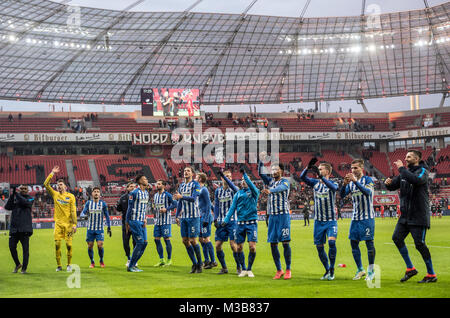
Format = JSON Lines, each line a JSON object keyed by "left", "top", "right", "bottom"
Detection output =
{"left": 385, "top": 150, "right": 437, "bottom": 283}
{"left": 5, "top": 185, "right": 34, "bottom": 274}
{"left": 116, "top": 182, "right": 136, "bottom": 267}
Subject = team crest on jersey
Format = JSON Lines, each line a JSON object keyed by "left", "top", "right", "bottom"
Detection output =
{"left": 65, "top": 197, "right": 70, "bottom": 200}
{"left": 129, "top": 195, "right": 133, "bottom": 200}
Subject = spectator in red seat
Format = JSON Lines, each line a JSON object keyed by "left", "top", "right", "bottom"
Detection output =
{"left": 8, "top": 113, "right": 13, "bottom": 122}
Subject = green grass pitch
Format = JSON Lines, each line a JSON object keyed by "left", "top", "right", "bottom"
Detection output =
{"left": 0, "top": 217, "right": 449, "bottom": 298}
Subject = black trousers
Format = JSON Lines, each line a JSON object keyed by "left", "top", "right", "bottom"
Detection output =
{"left": 304, "top": 215, "right": 309, "bottom": 225}
{"left": 9, "top": 232, "right": 31, "bottom": 270}
{"left": 392, "top": 222, "right": 431, "bottom": 260}
{"left": 122, "top": 225, "right": 136, "bottom": 258}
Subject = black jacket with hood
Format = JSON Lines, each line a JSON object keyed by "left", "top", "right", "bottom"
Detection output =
{"left": 385, "top": 161, "right": 430, "bottom": 228}
{"left": 5, "top": 190, "right": 34, "bottom": 234}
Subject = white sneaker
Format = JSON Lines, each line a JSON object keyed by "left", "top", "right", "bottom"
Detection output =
{"left": 238, "top": 270, "right": 248, "bottom": 277}
{"left": 56, "top": 266, "right": 62, "bottom": 272}
{"left": 66, "top": 265, "right": 72, "bottom": 272}
{"left": 126, "top": 260, "right": 130, "bottom": 267}
{"left": 353, "top": 269, "right": 366, "bottom": 280}
{"left": 247, "top": 271, "right": 255, "bottom": 278}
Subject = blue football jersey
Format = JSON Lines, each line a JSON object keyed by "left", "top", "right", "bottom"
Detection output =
{"left": 81, "top": 200, "right": 110, "bottom": 231}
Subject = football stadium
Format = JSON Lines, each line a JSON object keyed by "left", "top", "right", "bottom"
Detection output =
{"left": 0, "top": 0, "right": 449, "bottom": 301}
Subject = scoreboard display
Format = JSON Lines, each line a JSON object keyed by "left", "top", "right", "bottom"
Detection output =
{"left": 141, "top": 88, "right": 154, "bottom": 116}
{"left": 141, "top": 87, "right": 200, "bottom": 117}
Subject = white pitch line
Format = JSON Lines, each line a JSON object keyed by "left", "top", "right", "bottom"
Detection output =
{"left": 384, "top": 242, "right": 450, "bottom": 249}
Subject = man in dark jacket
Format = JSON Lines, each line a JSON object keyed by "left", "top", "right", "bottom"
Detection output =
{"left": 302, "top": 203, "right": 310, "bottom": 226}
{"left": 385, "top": 150, "right": 437, "bottom": 283}
{"left": 116, "top": 182, "right": 136, "bottom": 267}
{"left": 5, "top": 185, "right": 34, "bottom": 274}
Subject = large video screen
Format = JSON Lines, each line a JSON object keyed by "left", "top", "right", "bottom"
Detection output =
{"left": 147, "top": 88, "right": 200, "bottom": 117}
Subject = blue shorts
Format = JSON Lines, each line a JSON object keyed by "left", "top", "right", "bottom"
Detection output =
{"left": 215, "top": 221, "right": 237, "bottom": 242}
{"left": 349, "top": 218, "right": 375, "bottom": 241}
{"left": 154, "top": 224, "right": 172, "bottom": 238}
{"left": 86, "top": 230, "right": 104, "bottom": 242}
{"left": 236, "top": 222, "right": 258, "bottom": 244}
{"left": 128, "top": 220, "right": 147, "bottom": 244}
{"left": 267, "top": 214, "right": 291, "bottom": 243}
{"left": 314, "top": 220, "right": 338, "bottom": 245}
{"left": 200, "top": 221, "right": 212, "bottom": 238}
{"left": 180, "top": 217, "right": 200, "bottom": 238}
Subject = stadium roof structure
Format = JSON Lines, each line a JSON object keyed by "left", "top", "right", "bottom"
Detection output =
{"left": 0, "top": 0, "right": 449, "bottom": 106}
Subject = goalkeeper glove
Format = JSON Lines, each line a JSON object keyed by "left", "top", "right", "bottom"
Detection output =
{"left": 307, "top": 157, "right": 318, "bottom": 169}
{"left": 240, "top": 167, "right": 246, "bottom": 174}
{"left": 310, "top": 165, "right": 320, "bottom": 176}
{"left": 107, "top": 227, "right": 112, "bottom": 237}
{"left": 218, "top": 170, "right": 225, "bottom": 178}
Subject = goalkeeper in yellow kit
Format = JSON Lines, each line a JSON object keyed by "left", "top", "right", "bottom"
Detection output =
{"left": 44, "top": 166, "right": 78, "bottom": 272}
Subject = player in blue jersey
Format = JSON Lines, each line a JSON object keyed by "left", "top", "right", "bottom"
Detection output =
{"left": 153, "top": 179, "right": 177, "bottom": 267}
{"left": 300, "top": 160, "right": 338, "bottom": 280}
{"left": 214, "top": 170, "right": 241, "bottom": 275}
{"left": 222, "top": 167, "right": 260, "bottom": 278}
{"left": 125, "top": 174, "right": 150, "bottom": 272}
{"left": 174, "top": 166, "right": 203, "bottom": 274}
{"left": 80, "top": 187, "right": 111, "bottom": 268}
{"left": 340, "top": 159, "right": 376, "bottom": 281}
{"left": 196, "top": 172, "right": 217, "bottom": 269}
{"left": 258, "top": 152, "right": 292, "bottom": 280}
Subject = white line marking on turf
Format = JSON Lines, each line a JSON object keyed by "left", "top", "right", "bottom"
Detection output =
{"left": 384, "top": 243, "right": 450, "bottom": 249}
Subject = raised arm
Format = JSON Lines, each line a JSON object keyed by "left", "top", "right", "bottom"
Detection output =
{"left": 213, "top": 189, "right": 220, "bottom": 221}
{"left": 243, "top": 172, "right": 260, "bottom": 200}
{"left": 44, "top": 166, "right": 62, "bottom": 197}
{"left": 223, "top": 193, "right": 238, "bottom": 224}
{"left": 221, "top": 173, "right": 239, "bottom": 193}
{"left": 299, "top": 168, "right": 319, "bottom": 188}
{"left": 43, "top": 173, "right": 57, "bottom": 197}
{"left": 258, "top": 161, "right": 273, "bottom": 185}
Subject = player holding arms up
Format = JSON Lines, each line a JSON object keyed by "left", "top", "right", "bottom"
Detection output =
{"left": 80, "top": 187, "right": 111, "bottom": 268}
{"left": 258, "top": 152, "right": 292, "bottom": 280}
{"left": 340, "top": 159, "right": 376, "bottom": 282}
{"left": 153, "top": 179, "right": 177, "bottom": 267}
{"left": 214, "top": 170, "right": 241, "bottom": 275}
{"left": 385, "top": 150, "right": 437, "bottom": 283}
{"left": 196, "top": 172, "right": 217, "bottom": 269}
{"left": 221, "top": 168, "right": 260, "bottom": 278}
{"left": 126, "top": 175, "right": 150, "bottom": 272}
{"left": 44, "top": 166, "right": 77, "bottom": 272}
{"left": 174, "top": 167, "right": 203, "bottom": 274}
{"left": 300, "top": 159, "right": 338, "bottom": 281}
